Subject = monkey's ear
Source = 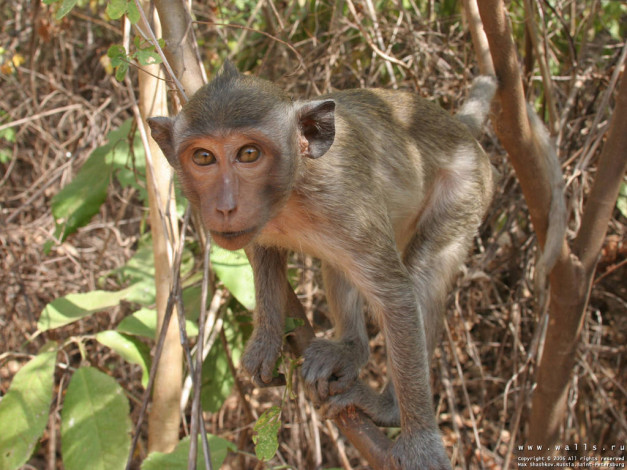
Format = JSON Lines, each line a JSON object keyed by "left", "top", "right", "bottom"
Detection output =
{"left": 296, "top": 99, "right": 336, "bottom": 158}
{"left": 147, "top": 117, "right": 177, "bottom": 167}
{"left": 220, "top": 60, "right": 240, "bottom": 79}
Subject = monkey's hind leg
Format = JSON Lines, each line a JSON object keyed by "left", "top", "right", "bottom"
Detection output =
{"left": 301, "top": 263, "right": 370, "bottom": 404}
{"left": 381, "top": 154, "right": 490, "bottom": 470}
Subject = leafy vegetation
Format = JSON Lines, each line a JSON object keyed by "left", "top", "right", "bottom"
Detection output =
{"left": 1, "top": 0, "right": 625, "bottom": 468}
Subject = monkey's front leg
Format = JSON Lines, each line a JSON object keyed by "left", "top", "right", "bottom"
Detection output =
{"left": 240, "top": 245, "right": 289, "bottom": 387}
{"left": 356, "top": 251, "right": 451, "bottom": 470}
{"left": 302, "top": 263, "right": 370, "bottom": 402}
{"left": 377, "top": 285, "right": 451, "bottom": 470}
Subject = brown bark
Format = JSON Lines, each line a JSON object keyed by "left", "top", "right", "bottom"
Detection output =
{"left": 473, "top": 0, "right": 627, "bottom": 452}
{"left": 284, "top": 283, "right": 391, "bottom": 468}
{"left": 139, "top": 0, "right": 206, "bottom": 454}
{"left": 136, "top": 2, "right": 183, "bottom": 454}
{"left": 477, "top": 0, "right": 553, "bottom": 250}
{"left": 529, "top": 71, "right": 627, "bottom": 447}
{"left": 462, "top": 0, "right": 494, "bottom": 76}
{"left": 153, "top": 0, "right": 206, "bottom": 100}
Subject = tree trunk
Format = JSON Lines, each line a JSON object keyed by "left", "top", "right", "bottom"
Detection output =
{"left": 474, "top": 0, "right": 627, "bottom": 452}
{"left": 137, "top": 2, "right": 182, "bottom": 454}
{"left": 529, "top": 68, "right": 627, "bottom": 449}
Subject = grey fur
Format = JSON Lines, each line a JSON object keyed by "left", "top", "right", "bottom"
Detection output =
{"left": 147, "top": 65, "right": 495, "bottom": 469}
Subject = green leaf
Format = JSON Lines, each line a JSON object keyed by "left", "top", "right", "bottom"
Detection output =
{"left": 109, "top": 235, "right": 193, "bottom": 306}
{"left": 0, "top": 126, "right": 15, "bottom": 164}
{"left": 116, "top": 307, "right": 156, "bottom": 338}
{"left": 61, "top": 367, "right": 131, "bottom": 470}
{"left": 55, "top": 0, "right": 77, "bottom": 19}
{"left": 117, "top": 307, "right": 198, "bottom": 340}
{"left": 96, "top": 330, "right": 151, "bottom": 387}
{"left": 284, "top": 316, "right": 304, "bottom": 334}
{"left": 133, "top": 36, "right": 162, "bottom": 66}
{"left": 50, "top": 120, "right": 135, "bottom": 244}
{"left": 107, "top": 44, "right": 128, "bottom": 67}
{"left": 109, "top": 237, "right": 156, "bottom": 306}
{"left": 106, "top": 0, "right": 127, "bottom": 20}
{"left": 38, "top": 290, "right": 128, "bottom": 331}
{"left": 106, "top": 45, "right": 132, "bottom": 82}
{"left": 616, "top": 181, "right": 627, "bottom": 218}
{"left": 50, "top": 149, "right": 110, "bottom": 243}
{"left": 0, "top": 347, "right": 57, "bottom": 470}
{"left": 126, "top": 1, "right": 140, "bottom": 24}
{"left": 211, "top": 245, "right": 255, "bottom": 310}
{"left": 201, "top": 311, "right": 245, "bottom": 412}
{"left": 141, "top": 434, "right": 234, "bottom": 470}
{"left": 114, "top": 61, "right": 129, "bottom": 81}
{"left": 252, "top": 406, "right": 281, "bottom": 462}
{"left": 0, "top": 126, "right": 15, "bottom": 143}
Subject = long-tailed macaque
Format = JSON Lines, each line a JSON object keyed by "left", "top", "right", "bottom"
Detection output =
{"left": 148, "top": 62, "right": 495, "bottom": 469}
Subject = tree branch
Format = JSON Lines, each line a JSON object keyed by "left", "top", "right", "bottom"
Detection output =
{"left": 284, "top": 283, "right": 391, "bottom": 469}
{"left": 573, "top": 64, "right": 627, "bottom": 272}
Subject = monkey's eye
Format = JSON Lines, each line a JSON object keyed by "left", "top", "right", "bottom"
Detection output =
{"left": 191, "top": 149, "right": 216, "bottom": 166}
{"left": 237, "top": 145, "right": 261, "bottom": 163}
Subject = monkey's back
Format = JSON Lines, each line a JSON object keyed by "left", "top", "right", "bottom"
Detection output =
{"left": 284, "top": 88, "right": 491, "bottom": 254}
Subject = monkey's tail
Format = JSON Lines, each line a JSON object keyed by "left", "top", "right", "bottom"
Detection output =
{"left": 456, "top": 75, "right": 498, "bottom": 138}
{"left": 528, "top": 103, "right": 568, "bottom": 309}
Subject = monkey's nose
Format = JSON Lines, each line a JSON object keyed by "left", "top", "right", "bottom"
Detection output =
{"left": 216, "top": 205, "right": 237, "bottom": 218}
{"left": 216, "top": 188, "right": 238, "bottom": 219}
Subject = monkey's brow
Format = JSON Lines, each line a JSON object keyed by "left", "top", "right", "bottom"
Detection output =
{"left": 177, "top": 130, "right": 282, "bottom": 154}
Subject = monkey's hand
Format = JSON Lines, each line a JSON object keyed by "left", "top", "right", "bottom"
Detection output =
{"left": 301, "top": 338, "right": 368, "bottom": 404}
{"left": 241, "top": 328, "right": 283, "bottom": 387}
{"left": 386, "top": 429, "right": 452, "bottom": 470}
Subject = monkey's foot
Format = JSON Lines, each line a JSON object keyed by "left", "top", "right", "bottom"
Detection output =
{"left": 386, "top": 429, "right": 452, "bottom": 470}
{"left": 301, "top": 338, "right": 368, "bottom": 403}
{"left": 317, "top": 379, "right": 401, "bottom": 427}
{"left": 241, "top": 328, "right": 283, "bottom": 387}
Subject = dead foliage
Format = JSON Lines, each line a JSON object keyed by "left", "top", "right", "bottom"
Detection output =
{"left": 1, "top": 1, "right": 625, "bottom": 469}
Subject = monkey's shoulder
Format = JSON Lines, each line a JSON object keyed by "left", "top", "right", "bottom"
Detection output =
{"left": 321, "top": 88, "right": 470, "bottom": 139}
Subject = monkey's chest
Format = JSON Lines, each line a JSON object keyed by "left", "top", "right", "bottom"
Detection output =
{"left": 255, "top": 195, "right": 353, "bottom": 264}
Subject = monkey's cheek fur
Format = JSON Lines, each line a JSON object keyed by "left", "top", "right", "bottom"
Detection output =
{"left": 210, "top": 227, "right": 258, "bottom": 251}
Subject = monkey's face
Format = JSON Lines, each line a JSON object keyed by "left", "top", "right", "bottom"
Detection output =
{"left": 147, "top": 63, "right": 336, "bottom": 251}
{"left": 174, "top": 129, "right": 296, "bottom": 250}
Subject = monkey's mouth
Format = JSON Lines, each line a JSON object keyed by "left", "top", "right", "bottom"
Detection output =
{"left": 210, "top": 227, "right": 258, "bottom": 249}
{"left": 214, "top": 227, "right": 256, "bottom": 239}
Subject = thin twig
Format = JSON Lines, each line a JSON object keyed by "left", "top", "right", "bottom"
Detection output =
{"left": 132, "top": 0, "right": 188, "bottom": 101}
{"left": 125, "top": 209, "right": 191, "bottom": 470}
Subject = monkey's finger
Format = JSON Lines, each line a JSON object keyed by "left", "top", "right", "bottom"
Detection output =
{"left": 255, "top": 373, "right": 286, "bottom": 388}
{"left": 328, "top": 377, "right": 355, "bottom": 397}
{"left": 316, "top": 377, "right": 330, "bottom": 401}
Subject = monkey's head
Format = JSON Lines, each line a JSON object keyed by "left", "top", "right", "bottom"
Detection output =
{"left": 148, "top": 62, "right": 336, "bottom": 250}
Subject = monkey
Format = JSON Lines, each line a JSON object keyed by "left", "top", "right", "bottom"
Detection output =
{"left": 148, "top": 62, "right": 496, "bottom": 469}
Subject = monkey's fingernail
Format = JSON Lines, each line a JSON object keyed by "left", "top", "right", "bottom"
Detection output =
{"left": 258, "top": 374, "right": 286, "bottom": 388}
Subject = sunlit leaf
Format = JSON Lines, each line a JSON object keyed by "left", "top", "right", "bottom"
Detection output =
{"left": 117, "top": 307, "right": 198, "bottom": 339}
{"left": 61, "top": 367, "right": 131, "bottom": 470}
{"left": 201, "top": 311, "right": 245, "bottom": 412}
{"left": 211, "top": 245, "right": 255, "bottom": 310}
{"left": 141, "top": 435, "right": 235, "bottom": 470}
{"left": 126, "top": 1, "right": 140, "bottom": 24}
{"left": 116, "top": 307, "right": 157, "bottom": 338}
{"left": 106, "top": 0, "right": 127, "bottom": 20}
{"left": 38, "top": 290, "right": 128, "bottom": 331}
{"left": 49, "top": 120, "right": 136, "bottom": 244}
{"left": 252, "top": 406, "right": 281, "bottom": 461}
{"left": 107, "top": 44, "right": 128, "bottom": 67}
{"left": 114, "top": 61, "right": 129, "bottom": 81}
{"left": 0, "top": 346, "right": 57, "bottom": 470}
{"left": 56, "top": 0, "right": 77, "bottom": 19}
{"left": 96, "top": 330, "right": 151, "bottom": 387}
